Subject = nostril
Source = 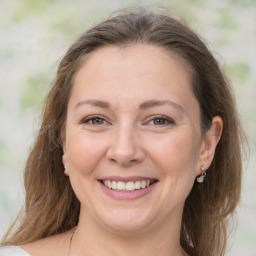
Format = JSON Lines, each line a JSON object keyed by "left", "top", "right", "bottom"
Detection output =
{"left": 106, "top": 137, "right": 146, "bottom": 166}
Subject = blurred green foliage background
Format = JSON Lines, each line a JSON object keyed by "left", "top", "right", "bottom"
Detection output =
{"left": 0, "top": 0, "right": 255, "bottom": 255}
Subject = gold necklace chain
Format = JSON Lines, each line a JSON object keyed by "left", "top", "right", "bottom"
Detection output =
{"left": 68, "top": 227, "right": 77, "bottom": 256}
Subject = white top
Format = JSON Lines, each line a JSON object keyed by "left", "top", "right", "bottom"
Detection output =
{"left": 0, "top": 246, "right": 30, "bottom": 256}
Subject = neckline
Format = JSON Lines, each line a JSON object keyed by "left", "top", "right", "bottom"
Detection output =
{"left": 14, "top": 245, "right": 31, "bottom": 255}
{"left": 0, "top": 246, "right": 31, "bottom": 256}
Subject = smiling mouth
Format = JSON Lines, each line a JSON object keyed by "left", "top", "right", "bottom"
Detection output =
{"left": 100, "top": 179, "right": 157, "bottom": 192}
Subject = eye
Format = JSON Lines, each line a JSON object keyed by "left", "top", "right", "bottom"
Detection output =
{"left": 147, "top": 115, "right": 174, "bottom": 126}
{"left": 82, "top": 115, "right": 109, "bottom": 125}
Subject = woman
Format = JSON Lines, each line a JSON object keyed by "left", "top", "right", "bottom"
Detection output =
{"left": 0, "top": 8, "right": 244, "bottom": 256}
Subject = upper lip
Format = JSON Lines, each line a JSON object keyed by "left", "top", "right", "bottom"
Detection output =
{"left": 98, "top": 176, "right": 158, "bottom": 182}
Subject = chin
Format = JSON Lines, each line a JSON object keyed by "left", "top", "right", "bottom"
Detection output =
{"left": 96, "top": 208, "right": 156, "bottom": 233}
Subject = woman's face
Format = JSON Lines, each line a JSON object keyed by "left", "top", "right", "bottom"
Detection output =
{"left": 63, "top": 44, "right": 208, "bottom": 232}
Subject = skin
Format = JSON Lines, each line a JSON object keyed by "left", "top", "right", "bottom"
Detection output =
{"left": 21, "top": 44, "right": 222, "bottom": 256}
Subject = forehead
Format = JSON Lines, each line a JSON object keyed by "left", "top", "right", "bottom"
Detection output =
{"left": 70, "top": 44, "right": 198, "bottom": 112}
{"left": 76, "top": 44, "right": 192, "bottom": 77}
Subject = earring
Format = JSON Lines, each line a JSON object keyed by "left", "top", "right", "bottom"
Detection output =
{"left": 64, "top": 166, "right": 69, "bottom": 176}
{"left": 196, "top": 165, "right": 206, "bottom": 183}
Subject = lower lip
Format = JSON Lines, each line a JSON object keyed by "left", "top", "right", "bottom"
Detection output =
{"left": 99, "top": 181, "right": 158, "bottom": 200}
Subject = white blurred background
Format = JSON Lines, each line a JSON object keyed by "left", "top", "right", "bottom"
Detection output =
{"left": 0, "top": 0, "right": 255, "bottom": 255}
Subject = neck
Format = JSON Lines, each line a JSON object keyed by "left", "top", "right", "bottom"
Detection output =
{"left": 71, "top": 209, "right": 187, "bottom": 256}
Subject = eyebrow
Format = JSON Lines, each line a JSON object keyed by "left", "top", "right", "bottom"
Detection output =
{"left": 75, "top": 99, "right": 110, "bottom": 109}
{"left": 74, "top": 99, "right": 183, "bottom": 111}
{"left": 139, "top": 100, "right": 184, "bottom": 111}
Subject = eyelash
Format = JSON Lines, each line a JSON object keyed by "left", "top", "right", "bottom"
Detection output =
{"left": 81, "top": 115, "right": 109, "bottom": 125}
{"left": 81, "top": 115, "right": 174, "bottom": 127}
{"left": 146, "top": 115, "right": 174, "bottom": 126}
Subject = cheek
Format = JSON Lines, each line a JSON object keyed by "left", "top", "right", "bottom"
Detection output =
{"left": 148, "top": 130, "right": 200, "bottom": 177}
{"left": 65, "top": 132, "right": 108, "bottom": 206}
{"left": 65, "top": 131, "right": 106, "bottom": 174}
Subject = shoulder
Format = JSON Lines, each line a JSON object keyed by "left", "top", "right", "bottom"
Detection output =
{"left": 19, "top": 231, "right": 71, "bottom": 256}
{"left": 0, "top": 246, "right": 30, "bottom": 256}
{"left": 0, "top": 231, "right": 71, "bottom": 256}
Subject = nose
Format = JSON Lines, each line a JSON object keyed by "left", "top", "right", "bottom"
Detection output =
{"left": 106, "top": 123, "right": 146, "bottom": 167}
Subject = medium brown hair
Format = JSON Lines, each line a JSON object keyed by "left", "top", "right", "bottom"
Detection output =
{"left": 1, "top": 8, "right": 244, "bottom": 256}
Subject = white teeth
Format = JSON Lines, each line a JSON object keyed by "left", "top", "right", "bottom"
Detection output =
{"left": 135, "top": 181, "right": 141, "bottom": 189}
{"left": 126, "top": 181, "right": 135, "bottom": 191}
{"left": 112, "top": 180, "right": 117, "bottom": 189}
{"left": 117, "top": 181, "right": 126, "bottom": 190}
{"left": 102, "top": 180, "right": 152, "bottom": 191}
{"left": 107, "top": 180, "right": 112, "bottom": 189}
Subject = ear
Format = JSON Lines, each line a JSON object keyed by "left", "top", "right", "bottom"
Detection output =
{"left": 196, "top": 116, "right": 223, "bottom": 175}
